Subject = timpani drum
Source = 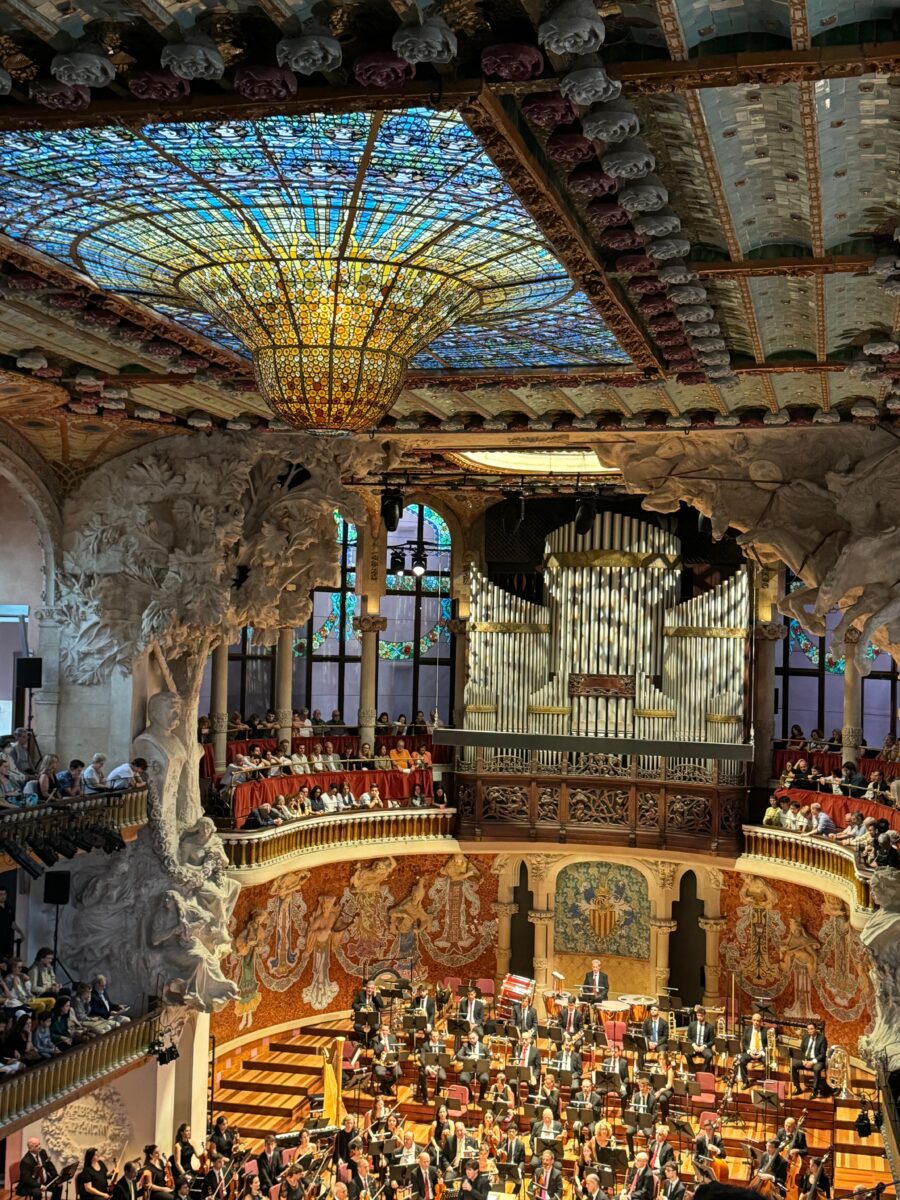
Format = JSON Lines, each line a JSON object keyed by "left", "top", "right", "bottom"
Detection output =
{"left": 497, "top": 973, "right": 534, "bottom": 1020}
{"left": 599, "top": 999, "right": 629, "bottom": 1021}
{"left": 619, "top": 994, "right": 656, "bottom": 1024}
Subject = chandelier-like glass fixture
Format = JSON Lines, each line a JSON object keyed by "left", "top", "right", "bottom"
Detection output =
{"left": 0, "top": 110, "right": 630, "bottom": 430}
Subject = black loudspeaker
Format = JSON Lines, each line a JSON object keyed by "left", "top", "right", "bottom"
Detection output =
{"left": 15, "top": 657, "right": 42, "bottom": 690}
{"left": 43, "top": 871, "right": 71, "bottom": 907}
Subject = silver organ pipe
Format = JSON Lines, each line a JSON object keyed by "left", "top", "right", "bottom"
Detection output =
{"left": 463, "top": 517, "right": 750, "bottom": 771}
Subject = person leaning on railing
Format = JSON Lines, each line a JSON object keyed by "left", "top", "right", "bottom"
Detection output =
{"left": 0, "top": 755, "right": 23, "bottom": 809}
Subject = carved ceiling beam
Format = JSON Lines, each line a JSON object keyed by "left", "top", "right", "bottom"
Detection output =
{"left": 686, "top": 255, "right": 873, "bottom": 278}
{"left": 797, "top": 82, "right": 827, "bottom": 363}
{"left": 462, "top": 89, "right": 661, "bottom": 374}
{"left": 492, "top": 45, "right": 900, "bottom": 96}
{"left": 789, "top": 0, "right": 812, "bottom": 50}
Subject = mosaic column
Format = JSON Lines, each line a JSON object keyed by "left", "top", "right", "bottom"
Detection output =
{"left": 528, "top": 909, "right": 555, "bottom": 990}
{"left": 650, "top": 917, "right": 678, "bottom": 994}
{"left": 842, "top": 630, "right": 863, "bottom": 765}
{"left": 354, "top": 615, "right": 386, "bottom": 749}
{"left": 210, "top": 641, "right": 229, "bottom": 773}
{"left": 753, "top": 620, "right": 787, "bottom": 788}
{"left": 275, "top": 626, "right": 294, "bottom": 745}
{"left": 494, "top": 900, "right": 518, "bottom": 978}
{"left": 699, "top": 916, "right": 726, "bottom": 1007}
{"left": 448, "top": 616, "right": 468, "bottom": 729}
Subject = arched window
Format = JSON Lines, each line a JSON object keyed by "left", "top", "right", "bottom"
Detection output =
{"left": 380, "top": 504, "right": 453, "bottom": 723}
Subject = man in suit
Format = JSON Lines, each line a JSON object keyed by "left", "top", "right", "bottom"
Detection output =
{"left": 647, "top": 1126, "right": 675, "bottom": 1177}
{"left": 790, "top": 1022, "right": 828, "bottom": 1098}
{"left": 203, "top": 1157, "right": 227, "bottom": 1200}
{"left": 560, "top": 997, "right": 583, "bottom": 1038}
{"left": 659, "top": 1161, "right": 684, "bottom": 1200}
{"left": 694, "top": 1117, "right": 724, "bottom": 1163}
{"left": 757, "top": 1140, "right": 788, "bottom": 1187}
{"left": 624, "top": 1079, "right": 657, "bottom": 1157}
{"left": 556, "top": 1036, "right": 582, "bottom": 1078}
{"left": 457, "top": 987, "right": 485, "bottom": 1037}
{"left": 352, "top": 980, "right": 384, "bottom": 1043}
{"left": 18, "top": 1139, "right": 61, "bottom": 1200}
{"left": 639, "top": 1005, "right": 668, "bottom": 1069}
{"left": 530, "top": 1110, "right": 562, "bottom": 1166}
{"left": 536, "top": 1073, "right": 560, "bottom": 1120}
{"left": 597, "top": 1051, "right": 630, "bottom": 1108}
{"left": 410, "top": 983, "right": 436, "bottom": 1032}
{"left": 776, "top": 1116, "right": 808, "bottom": 1154}
{"left": 456, "top": 1029, "right": 490, "bottom": 1101}
{"left": 410, "top": 1152, "right": 438, "bottom": 1200}
{"left": 417, "top": 1031, "right": 447, "bottom": 1102}
{"left": 581, "top": 1173, "right": 606, "bottom": 1200}
{"left": 737, "top": 1012, "right": 770, "bottom": 1085}
{"left": 532, "top": 1150, "right": 562, "bottom": 1200}
{"left": 686, "top": 1006, "right": 715, "bottom": 1067}
{"left": 243, "top": 802, "right": 283, "bottom": 830}
{"left": 256, "top": 1136, "right": 284, "bottom": 1196}
{"left": 349, "top": 1159, "right": 376, "bottom": 1200}
{"left": 581, "top": 958, "right": 609, "bottom": 1003}
{"left": 512, "top": 1029, "right": 541, "bottom": 1081}
{"left": 90, "top": 974, "right": 130, "bottom": 1027}
{"left": 112, "top": 1162, "right": 139, "bottom": 1200}
{"left": 459, "top": 1160, "right": 489, "bottom": 1200}
{"left": 513, "top": 998, "right": 539, "bottom": 1035}
{"left": 372, "top": 1030, "right": 402, "bottom": 1095}
{"left": 622, "top": 1153, "right": 654, "bottom": 1200}
{"left": 570, "top": 1075, "right": 601, "bottom": 1138}
{"left": 498, "top": 1131, "right": 526, "bottom": 1177}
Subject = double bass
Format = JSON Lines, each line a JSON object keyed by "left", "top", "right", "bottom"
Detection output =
{"left": 784, "top": 1111, "right": 808, "bottom": 1200}
{"left": 804, "top": 1151, "right": 831, "bottom": 1200}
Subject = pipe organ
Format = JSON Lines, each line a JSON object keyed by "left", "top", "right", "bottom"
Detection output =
{"left": 464, "top": 513, "right": 749, "bottom": 765}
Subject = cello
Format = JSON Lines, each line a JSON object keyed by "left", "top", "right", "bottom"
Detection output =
{"left": 803, "top": 1150, "right": 831, "bottom": 1200}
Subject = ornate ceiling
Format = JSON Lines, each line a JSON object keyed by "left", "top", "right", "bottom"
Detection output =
{"left": 0, "top": 0, "right": 897, "bottom": 485}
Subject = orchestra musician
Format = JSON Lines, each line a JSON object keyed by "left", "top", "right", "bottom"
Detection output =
{"left": 555, "top": 1036, "right": 582, "bottom": 1078}
{"left": 532, "top": 1150, "right": 562, "bottom": 1200}
{"left": 460, "top": 1159, "right": 489, "bottom": 1200}
{"left": 255, "top": 1136, "right": 284, "bottom": 1196}
{"left": 686, "top": 1007, "right": 715, "bottom": 1067}
{"left": 776, "top": 1116, "right": 808, "bottom": 1153}
{"left": 456, "top": 1029, "right": 490, "bottom": 1102}
{"left": 333, "top": 1186, "right": 349, "bottom": 1200}
{"left": 372, "top": 1029, "right": 402, "bottom": 1096}
{"left": 410, "top": 1151, "right": 438, "bottom": 1200}
{"left": 498, "top": 1129, "right": 526, "bottom": 1175}
{"left": 530, "top": 1110, "right": 562, "bottom": 1167}
{"left": 647, "top": 1126, "right": 674, "bottom": 1178}
{"left": 755, "top": 1139, "right": 788, "bottom": 1187}
{"left": 638, "top": 1006, "right": 668, "bottom": 1070}
{"left": 280, "top": 1166, "right": 305, "bottom": 1200}
{"left": 202, "top": 1156, "right": 227, "bottom": 1200}
{"left": 581, "top": 959, "right": 609, "bottom": 1004}
{"left": 513, "top": 997, "right": 539, "bottom": 1035}
{"left": 790, "top": 1022, "right": 828, "bottom": 1098}
{"left": 334, "top": 1116, "right": 358, "bottom": 1168}
{"left": 241, "top": 1175, "right": 262, "bottom": 1200}
{"left": 659, "top": 1161, "right": 685, "bottom": 1200}
{"left": 486, "top": 1071, "right": 515, "bottom": 1115}
{"left": 171, "top": 1125, "right": 200, "bottom": 1182}
{"left": 457, "top": 987, "right": 485, "bottom": 1038}
{"left": 410, "top": 983, "right": 436, "bottom": 1032}
{"left": 559, "top": 997, "right": 583, "bottom": 1039}
{"left": 573, "top": 1144, "right": 599, "bottom": 1197}
{"left": 352, "top": 981, "right": 384, "bottom": 1044}
{"left": 694, "top": 1117, "right": 724, "bottom": 1164}
{"left": 653, "top": 1049, "right": 676, "bottom": 1120}
{"left": 737, "top": 1013, "right": 771, "bottom": 1086}
{"left": 799, "top": 1157, "right": 832, "bottom": 1198}
{"left": 348, "top": 1158, "right": 376, "bottom": 1200}
{"left": 570, "top": 1076, "right": 602, "bottom": 1140}
{"left": 623, "top": 1078, "right": 657, "bottom": 1158}
{"left": 77, "top": 1148, "right": 110, "bottom": 1200}
{"left": 293, "top": 1129, "right": 315, "bottom": 1172}
{"left": 579, "top": 1172, "right": 606, "bottom": 1200}
{"left": 139, "top": 1145, "right": 174, "bottom": 1200}
{"left": 621, "top": 1151, "right": 654, "bottom": 1200}
{"left": 535, "top": 1072, "right": 561, "bottom": 1121}
{"left": 511, "top": 1029, "right": 541, "bottom": 1080}
{"left": 209, "top": 1117, "right": 238, "bottom": 1161}
{"left": 445, "top": 1121, "right": 476, "bottom": 1174}
{"left": 417, "top": 1031, "right": 447, "bottom": 1102}
{"left": 430, "top": 1103, "right": 453, "bottom": 1152}
{"left": 597, "top": 1051, "right": 630, "bottom": 1114}
{"left": 707, "top": 1145, "right": 729, "bottom": 1182}
{"left": 394, "top": 1130, "right": 419, "bottom": 1171}
{"left": 111, "top": 1162, "right": 139, "bottom": 1200}
{"left": 18, "top": 1137, "right": 62, "bottom": 1200}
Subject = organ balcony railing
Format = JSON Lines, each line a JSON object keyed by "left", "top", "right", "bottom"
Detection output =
{"left": 0, "top": 1010, "right": 160, "bottom": 1135}
{"left": 220, "top": 806, "right": 457, "bottom": 870}
{"left": 742, "top": 825, "right": 873, "bottom": 911}
{"left": 454, "top": 751, "right": 747, "bottom": 853}
{"left": 0, "top": 787, "right": 148, "bottom": 872}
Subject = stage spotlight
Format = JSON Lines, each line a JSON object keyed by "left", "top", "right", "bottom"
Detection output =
{"left": 411, "top": 545, "right": 427, "bottom": 577}
{"left": 501, "top": 491, "right": 525, "bottom": 535}
{"left": 26, "top": 838, "right": 58, "bottom": 868}
{"left": 574, "top": 495, "right": 596, "bottom": 536}
{"left": 0, "top": 840, "right": 42, "bottom": 879}
{"left": 99, "top": 827, "right": 126, "bottom": 853}
{"left": 380, "top": 488, "right": 404, "bottom": 533}
{"left": 68, "top": 830, "right": 98, "bottom": 853}
{"left": 49, "top": 833, "right": 79, "bottom": 859}
{"left": 389, "top": 548, "right": 406, "bottom": 575}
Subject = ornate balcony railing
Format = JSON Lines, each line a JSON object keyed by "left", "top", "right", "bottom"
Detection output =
{"left": 0, "top": 1010, "right": 160, "bottom": 1135}
{"left": 455, "top": 755, "right": 746, "bottom": 853}
{"left": 742, "top": 825, "right": 872, "bottom": 911}
{"left": 220, "top": 806, "right": 457, "bottom": 870}
{"left": 0, "top": 787, "right": 148, "bottom": 869}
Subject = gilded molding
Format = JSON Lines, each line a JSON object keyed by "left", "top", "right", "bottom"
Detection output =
{"left": 547, "top": 550, "right": 680, "bottom": 570}
{"left": 634, "top": 708, "right": 675, "bottom": 719}
{"left": 705, "top": 713, "right": 742, "bottom": 724}
{"left": 527, "top": 705, "right": 572, "bottom": 715}
{"left": 471, "top": 621, "right": 550, "bottom": 633}
{"left": 798, "top": 82, "right": 825, "bottom": 259}
{"left": 663, "top": 627, "right": 745, "bottom": 638}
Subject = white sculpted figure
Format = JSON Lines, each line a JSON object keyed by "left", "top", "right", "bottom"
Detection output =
{"left": 859, "top": 868, "right": 900, "bottom": 1072}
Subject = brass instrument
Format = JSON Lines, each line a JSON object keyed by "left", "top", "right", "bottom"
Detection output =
{"left": 716, "top": 1015, "right": 728, "bottom": 1068}
{"left": 667, "top": 1009, "right": 677, "bottom": 1040}
{"left": 825, "top": 1045, "right": 854, "bottom": 1099}
{"left": 766, "top": 1026, "right": 778, "bottom": 1073}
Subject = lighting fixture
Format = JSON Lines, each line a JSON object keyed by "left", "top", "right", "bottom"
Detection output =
{"left": 26, "top": 838, "right": 58, "bottom": 868}
{"left": 501, "top": 492, "right": 526, "bottom": 536}
{"left": 381, "top": 489, "right": 404, "bottom": 533}
{"left": 390, "top": 548, "right": 406, "bottom": 575}
{"left": 411, "top": 546, "right": 427, "bottom": 577}
{"left": 574, "top": 494, "right": 596, "bottom": 536}
{"left": 0, "top": 840, "right": 42, "bottom": 879}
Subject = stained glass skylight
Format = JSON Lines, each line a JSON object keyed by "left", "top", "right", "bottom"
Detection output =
{"left": 0, "top": 109, "right": 630, "bottom": 428}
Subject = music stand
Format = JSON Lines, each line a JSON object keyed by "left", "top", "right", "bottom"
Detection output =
{"left": 669, "top": 1116, "right": 694, "bottom": 1165}
{"left": 57, "top": 1162, "right": 79, "bottom": 1200}
{"left": 497, "top": 1165, "right": 522, "bottom": 1186}
{"left": 510, "top": 1066, "right": 532, "bottom": 1086}
{"left": 588, "top": 1165, "right": 616, "bottom": 1194}
{"left": 751, "top": 1087, "right": 781, "bottom": 1144}
{"left": 389, "top": 1165, "right": 411, "bottom": 1187}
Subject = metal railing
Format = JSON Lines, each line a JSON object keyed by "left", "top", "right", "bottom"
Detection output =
{"left": 742, "top": 825, "right": 873, "bottom": 910}
{"left": 0, "top": 787, "right": 148, "bottom": 868}
{"left": 220, "top": 806, "right": 456, "bottom": 869}
{"left": 0, "top": 1010, "right": 160, "bottom": 1134}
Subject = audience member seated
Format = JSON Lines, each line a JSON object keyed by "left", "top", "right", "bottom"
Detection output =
{"left": 865, "top": 769, "right": 891, "bottom": 801}
{"left": 0, "top": 756, "right": 22, "bottom": 808}
{"left": 416, "top": 743, "right": 433, "bottom": 767}
{"left": 874, "top": 831, "right": 900, "bottom": 869}
{"left": 393, "top": 713, "right": 408, "bottom": 736}
{"left": 28, "top": 949, "right": 59, "bottom": 1000}
{"left": 89, "top": 974, "right": 130, "bottom": 1026}
{"left": 828, "top": 728, "right": 842, "bottom": 751}
{"left": 73, "top": 981, "right": 113, "bottom": 1035}
{"left": 22, "top": 755, "right": 59, "bottom": 805}
{"left": 293, "top": 709, "right": 313, "bottom": 735}
{"left": 833, "top": 811, "right": 867, "bottom": 844}
{"left": 786, "top": 725, "right": 806, "bottom": 751}
{"left": 2, "top": 959, "right": 53, "bottom": 1013}
{"left": 409, "top": 711, "right": 428, "bottom": 735}
{"left": 807, "top": 729, "right": 828, "bottom": 753}
{"left": 55, "top": 759, "right": 85, "bottom": 798}
{"left": 390, "top": 739, "right": 413, "bottom": 772}
{"left": 837, "top": 762, "right": 868, "bottom": 796}
{"left": 242, "top": 802, "right": 283, "bottom": 830}
{"left": 308, "top": 786, "right": 326, "bottom": 814}
{"left": 409, "top": 783, "right": 427, "bottom": 808}
{"left": 227, "top": 711, "right": 249, "bottom": 735}
{"left": 327, "top": 709, "right": 345, "bottom": 730}
{"left": 4, "top": 1013, "right": 41, "bottom": 1063}
{"left": 311, "top": 709, "right": 326, "bottom": 731}
{"left": 290, "top": 748, "right": 309, "bottom": 771}
{"left": 806, "top": 803, "right": 838, "bottom": 837}
{"left": 106, "top": 758, "right": 147, "bottom": 790}
{"left": 333, "top": 781, "right": 355, "bottom": 810}
{"left": 376, "top": 712, "right": 391, "bottom": 735}
{"left": 7, "top": 729, "right": 36, "bottom": 779}
{"left": 322, "top": 741, "right": 341, "bottom": 770}
{"left": 763, "top": 796, "right": 790, "bottom": 828}
{"left": 197, "top": 716, "right": 211, "bottom": 744}
{"left": 354, "top": 742, "right": 375, "bottom": 770}
{"left": 880, "top": 733, "right": 900, "bottom": 763}
{"left": 359, "top": 784, "right": 383, "bottom": 809}
{"left": 309, "top": 743, "right": 325, "bottom": 772}
{"left": 82, "top": 753, "right": 108, "bottom": 793}
{"left": 32, "top": 1012, "right": 59, "bottom": 1059}
{"left": 374, "top": 744, "right": 392, "bottom": 771}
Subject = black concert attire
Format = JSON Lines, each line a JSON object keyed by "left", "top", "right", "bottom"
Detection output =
{"left": 417, "top": 1036, "right": 447, "bottom": 1102}
{"left": 531, "top": 1165, "right": 563, "bottom": 1200}
{"left": 570, "top": 1089, "right": 601, "bottom": 1138}
{"left": 776, "top": 1126, "right": 809, "bottom": 1154}
{"left": 410, "top": 993, "right": 436, "bottom": 1030}
{"left": 256, "top": 1150, "right": 284, "bottom": 1196}
{"left": 554, "top": 1045, "right": 581, "bottom": 1077}
{"left": 111, "top": 1176, "right": 138, "bottom": 1200}
{"left": 456, "top": 1040, "right": 490, "bottom": 1101}
{"left": 659, "top": 1178, "right": 685, "bottom": 1200}
{"left": 18, "top": 1149, "right": 61, "bottom": 1200}
{"left": 203, "top": 1169, "right": 227, "bottom": 1200}
{"left": 581, "top": 970, "right": 609, "bottom": 1002}
{"left": 513, "top": 1004, "right": 538, "bottom": 1034}
{"left": 352, "top": 990, "right": 384, "bottom": 1043}
{"left": 410, "top": 1165, "right": 438, "bottom": 1200}
{"left": 460, "top": 1173, "right": 489, "bottom": 1200}
{"left": 281, "top": 1183, "right": 305, "bottom": 1200}
{"left": 456, "top": 997, "right": 485, "bottom": 1037}
{"left": 535, "top": 1082, "right": 560, "bottom": 1121}
{"left": 172, "top": 1142, "right": 196, "bottom": 1181}
{"left": 737, "top": 1023, "right": 770, "bottom": 1085}
{"left": 143, "top": 1160, "right": 173, "bottom": 1200}
{"left": 790, "top": 1031, "right": 827, "bottom": 1097}
{"left": 757, "top": 1152, "right": 787, "bottom": 1186}
{"left": 686, "top": 1020, "right": 715, "bottom": 1066}
{"left": 500, "top": 1135, "right": 525, "bottom": 1172}
{"left": 210, "top": 1129, "right": 236, "bottom": 1160}
{"left": 624, "top": 1090, "right": 657, "bottom": 1158}
{"left": 638, "top": 1015, "right": 668, "bottom": 1069}
{"left": 349, "top": 1175, "right": 377, "bottom": 1200}
{"left": 333, "top": 1128, "right": 356, "bottom": 1167}
{"left": 559, "top": 1006, "right": 583, "bottom": 1037}
{"left": 647, "top": 1139, "right": 674, "bottom": 1177}
{"left": 529, "top": 1123, "right": 562, "bottom": 1167}
{"left": 372, "top": 1033, "right": 402, "bottom": 1095}
{"left": 78, "top": 1163, "right": 110, "bottom": 1200}
{"left": 622, "top": 1166, "right": 654, "bottom": 1200}
{"left": 511, "top": 1040, "right": 541, "bottom": 1079}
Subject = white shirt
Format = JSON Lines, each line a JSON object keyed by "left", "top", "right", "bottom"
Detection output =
{"left": 82, "top": 763, "right": 107, "bottom": 791}
{"left": 320, "top": 790, "right": 337, "bottom": 813}
{"left": 106, "top": 763, "right": 136, "bottom": 788}
{"left": 297, "top": 720, "right": 313, "bottom": 735}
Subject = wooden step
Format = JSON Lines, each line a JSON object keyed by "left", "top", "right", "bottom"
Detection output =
{"left": 241, "top": 1057, "right": 323, "bottom": 1076}
{"left": 221, "top": 1079, "right": 308, "bottom": 1097}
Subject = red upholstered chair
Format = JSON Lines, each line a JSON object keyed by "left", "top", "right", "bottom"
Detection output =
{"left": 476, "top": 978, "right": 495, "bottom": 1014}
{"left": 243, "top": 1162, "right": 259, "bottom": 1178}
{"left": 697, "top": 1110, "right": 718, "bottom": 1130}
{"left": 270, "top": 1187, "right": 281, "bottom": 1200}
{"left": 604, "top": 1020, "right": 626, "bottom": 1052}
{"left": 445, "top": 1083, "right": 469, "bottom": 1120}
{"left": 762, "top": 1077, "right": 787, "bottom": 1101}
{"left": 337, "top": 1166, "right": 352, "bottom": 1184}
{"left": 692, "top": 1072, "right": 717, "bottom": 1110}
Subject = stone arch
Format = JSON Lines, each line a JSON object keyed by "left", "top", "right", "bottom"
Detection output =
{"left": 0, "top": 436, "right": 61, "bottom": 607}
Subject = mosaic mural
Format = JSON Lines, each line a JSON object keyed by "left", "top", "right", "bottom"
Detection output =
{"left": 720, "top": 872, "right": 872, "bottom": 1050}
{"left": 554, "top": 862, "right": 650, "bottom": 959}
{"left": 214, "top": 852, "right": 499, "bottom": 1044}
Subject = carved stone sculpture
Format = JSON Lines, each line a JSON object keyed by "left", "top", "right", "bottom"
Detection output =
{"left": 59, "top": 432, "right": 388, "bottom": 1011}
{"left": 859, "top": 868, "right": 900, "bottom": 1072}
